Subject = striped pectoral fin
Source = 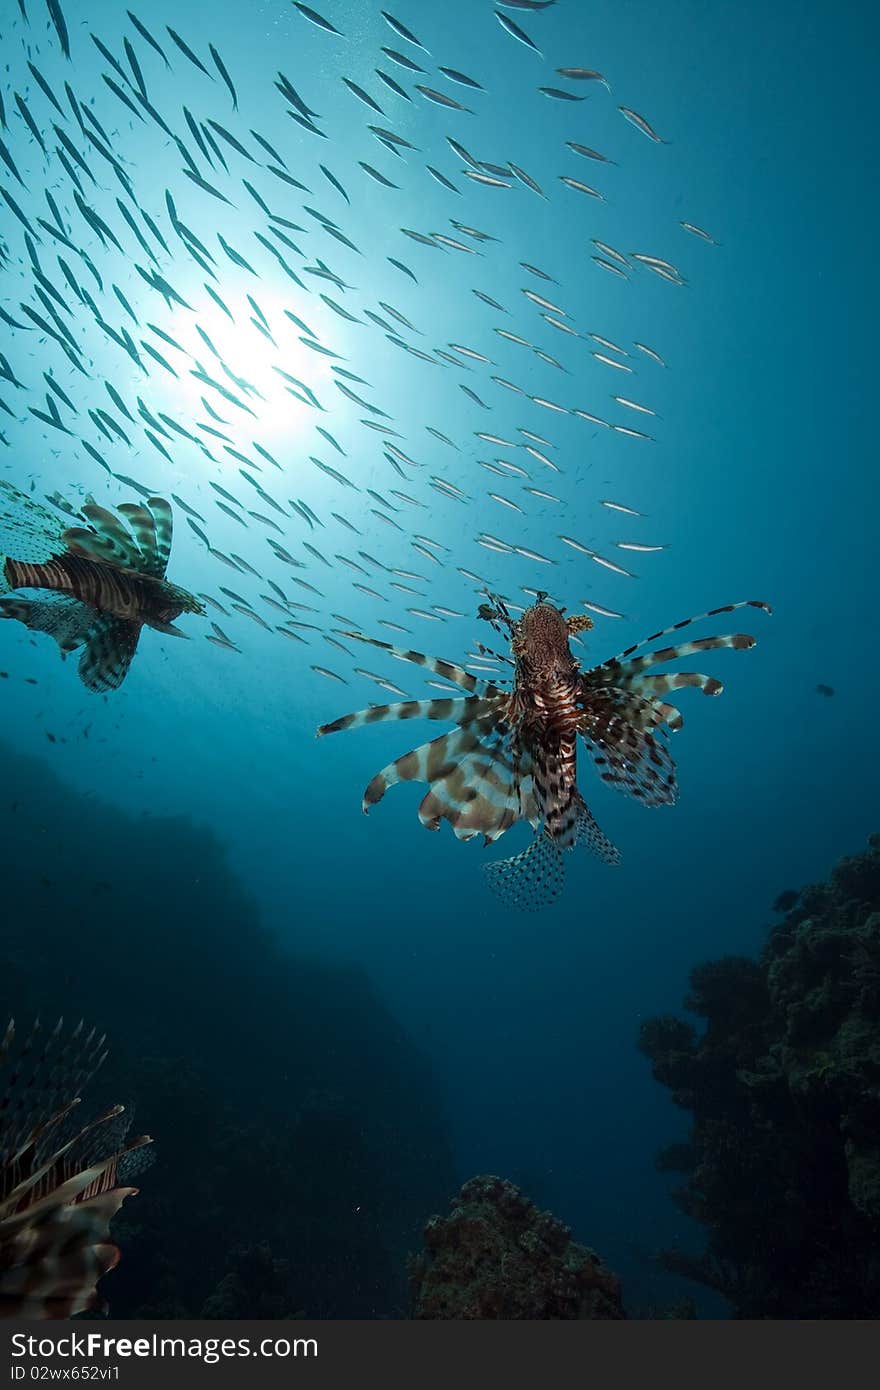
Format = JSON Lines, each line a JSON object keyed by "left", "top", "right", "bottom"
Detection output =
{"left": 318, "top": 694, "right": 506, "bottom": 737}
{"left": 596, "top": 634, "right": 756, "bottom": 691}
{"left": 362, "top": 724, "right": 484, "bottom": 812}
{"left": 579, "top": 687, "right": 679, "bottom": 807}
{"left": 338, "top": 631, "right": 507, "bottom": 697}
{"left": 416, "top": 722, "right": 526, "bottom": 843}
{"left": 0, "top": 593, "right": 98, "bottom": 653}
{"left": 77, "top": 617, "right": 142, "bottom": 692}
{"left": 596, "top": 600, "right": 772, "bottom": 676}
{"left": 0, "top": 1191, "right": 128, "bottom": 1318}
{"left": 483, "top": 831, "right": 566, "bottom": 912}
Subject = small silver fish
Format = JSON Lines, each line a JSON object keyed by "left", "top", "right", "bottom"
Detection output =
{"left": 311, "top": 664, "right": 347, "bottom": 682}
{"left": 681, "top": 220, "right": 718, "bottom": 243}
{"left": 619, "top": 105, "right": 667, "bottom": 142}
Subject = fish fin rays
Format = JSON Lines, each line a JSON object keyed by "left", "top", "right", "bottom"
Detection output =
{"left": 0, "top": 481, "right": 66, "bottom": 566}
{"left": 572, "top": 793, "right": 621, "bottom": 865}
{"left": 318, "top": 694, "right": 505, "bottom": 738}
{"left": 0, "top": 593, "right": 98, "bottom": 653}
{"left": 484, "top": 832, "right": 565, "bottom": 911}
{"left": 78, "top": 617, "right": 142, "bottom": 691}
{"left": 62, "top": 496, "right": 174, "bottom": 578}
{"left": 483, "top": 792, "right": 620, "bottom": 911}
{"left": 0, "top": 596, "right": 142, "bottom": 688}
{"left": 362, "top": 714, "right": 530, "bottom": 844}
{"left": 338, "top": 631, "right": 507, "bottom": 697}
{"left": 579, "top": 686, "right": 679, "bottom": 806}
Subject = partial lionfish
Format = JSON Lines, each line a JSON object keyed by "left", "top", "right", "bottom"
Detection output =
{"left": 317, "top": 595, "right": 771, "bottom": 908}
{"left": 0, "top": 481, "right": 204, "bottom": 691}
{"left": 0, "top": 1018, "right": 151, "bottom": 1318}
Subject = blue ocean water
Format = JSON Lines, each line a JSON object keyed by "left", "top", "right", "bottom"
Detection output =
{"left": 0, "top": 0, "right": 876, "bottom": 1316}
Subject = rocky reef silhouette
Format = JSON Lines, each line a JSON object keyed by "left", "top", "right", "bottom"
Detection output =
{"left": 640, "top": 834, "right": 880, "bottom": 1317}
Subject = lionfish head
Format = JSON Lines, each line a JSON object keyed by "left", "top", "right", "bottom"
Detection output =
{"left": 513, "top": 602, "right": 582, "bottom": 682}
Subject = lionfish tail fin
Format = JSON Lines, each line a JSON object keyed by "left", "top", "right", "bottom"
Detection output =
{"left": 484, "top": 832, "right": 565, "bottom": 911}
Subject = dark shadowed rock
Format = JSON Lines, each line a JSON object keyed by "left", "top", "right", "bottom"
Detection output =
{"left": 410, "top": 1175, "right": 624, "bottom": 1319}
{"left": 0, "top": 740, "right": 456, "bottom": 1317}
{"left": 639, "top": 834, "right": 880, "bottom": 1318}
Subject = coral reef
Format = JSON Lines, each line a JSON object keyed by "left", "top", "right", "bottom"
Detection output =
{"left": 639, "top": 834, "right": 880, "bottom": 1317}
{"left": 410, "top": 1175, "right": 624, "bottom": 1319}
{"left": 0, "top": 740, "right": 456, "bottom": 1317}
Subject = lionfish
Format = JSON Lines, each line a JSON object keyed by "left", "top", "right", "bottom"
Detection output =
{"left": 0, "top": 480, "right": 204, "bottom": 691}
{"left": 0, "top": 1017, "right": 151, "bottom": 1318}
{"left": 317, "top": 595, "right": 771, "bottom": 908}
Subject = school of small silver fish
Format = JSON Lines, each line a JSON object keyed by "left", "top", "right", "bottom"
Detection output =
{"left": 0, "top": 0, "right": 765, "bottom": 906}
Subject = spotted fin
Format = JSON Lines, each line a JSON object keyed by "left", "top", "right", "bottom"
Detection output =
{"left": 0, "top": 481, "right": 66, "bottom": 572}
{"left": 578, "top": 687, "right": 678, "bottom": 806}
{"left": 0, "top": 594, "right": 98, "bottom": 653}
{"left": 483, "top": 791, "right": 620, "bottom": 911}
{"left": 572, "top": 794, "right": 622, "bottom": 865}
{"left": 484, "top": 832, "right": 565, "bottom": 911}
{"left": 77, "top": 617, "right": 142, "bottom": 692}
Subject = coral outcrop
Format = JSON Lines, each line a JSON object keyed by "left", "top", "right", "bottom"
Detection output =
{"left": 639, "top": 834, "right": 880, "bottom": 1318}
{"left": 410, "top": 1175, "right": 624, "bottom": 1319}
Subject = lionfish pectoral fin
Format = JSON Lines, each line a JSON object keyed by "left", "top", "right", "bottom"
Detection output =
{"left": 360, "top": 708, "right": 528, "bottom": 845}
{"left": 318, "top": 694, "right": 505, "bottom": 738}
{"left": 579, "top": 688, "right": 679, "bottom": 807}
{"left": 77, "top": 617, "right": 142, "bottom": 692}
{"left": 363, "top": 724, "right": 483, "bottom": 812}
{"left": 0, "top": 594, "right": 98, "bottom": 653}
{"left": 416, "top": 722, "right": 525, "bottom": 842}
{"left": 566, "top": 614, "right": 594, "bottom": 636}
{"left": 336, "top": 632, "right": 506, "bottom": 697}
{"left": 483, "top": 831, "right": 565, "bottom": 912}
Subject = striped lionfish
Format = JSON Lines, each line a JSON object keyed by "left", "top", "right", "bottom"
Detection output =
{"left": 1, "top": 1018, "right": 151, "bottom": 1318}
{"left": 0, "top": 480, "right": 204, "bottom": 691}
{"left": 317, "top": 595, "right": 771, "bottom": 908}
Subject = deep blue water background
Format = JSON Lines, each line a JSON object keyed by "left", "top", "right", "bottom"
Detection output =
{"left": 0, "top": 0, "right": 876, "bottom": 1313}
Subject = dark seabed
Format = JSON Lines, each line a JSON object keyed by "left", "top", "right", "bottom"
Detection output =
{"left": 0, "top": 0, "right": 877, "bottom": 1319}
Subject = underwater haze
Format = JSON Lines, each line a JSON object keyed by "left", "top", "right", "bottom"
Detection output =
{"left": 0, "top": 0, "right": 877, "bottom": 1318}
